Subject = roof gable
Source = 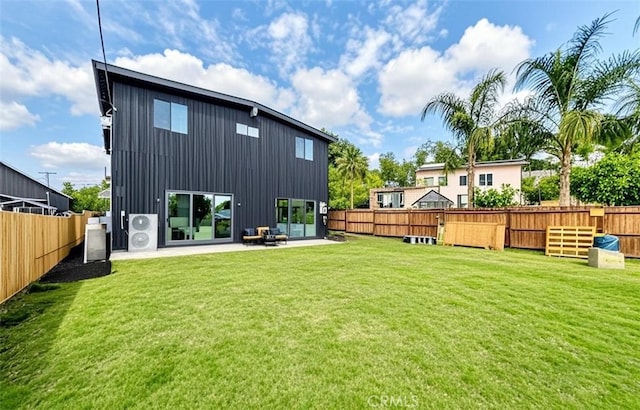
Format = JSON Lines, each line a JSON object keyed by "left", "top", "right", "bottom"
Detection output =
{"left": 92, "top": 60, "right": 336, "bottom": 147}
{"left": 412, "top": 189, "right": 453, "bottom": 206}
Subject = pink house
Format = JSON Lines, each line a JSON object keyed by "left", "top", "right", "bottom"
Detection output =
{"left": 370, "top": 159, "right": 527, "bottom": 209}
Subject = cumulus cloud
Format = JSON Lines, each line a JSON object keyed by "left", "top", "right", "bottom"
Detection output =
{"left": 0, "top": 101, "right": 40, "bottom": 131}
{"left": 289, "top": 67, "right": 371, "bottom": 130}
{"left": 259, "top": 12, "right": 313, "bottom": 77}
{"left": 29, "top": 142, "right": 109, "bottom": 170}
{"left": 113, "top": 50, "right": 296, "bottom": 112}
{"left": 378, "top": 19, "right": 534, "bottom": 117}
{"left": 340, "top": 27, "right": 392, "bottom": 79}
{"left": 0, "top": 36, "right": 96, "bottom": 117}
{"left": 384, "top": 0, "right": 442, "bottom": 44}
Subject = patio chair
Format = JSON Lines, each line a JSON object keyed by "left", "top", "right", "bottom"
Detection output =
{"left": 270, "top": 228, "right": 288, "bottom": 244}
{"left": 242, "top": 228, "right": 262, "bottom": 245}
{"left": 257, "top": 226, "right": 277, "bottom": 246}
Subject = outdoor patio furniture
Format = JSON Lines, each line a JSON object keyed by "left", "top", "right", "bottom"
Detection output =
{"left": 257, "top": 226, "right": 277, "bottom": 246}
{"left": 270, "top": 228, "right": 288, "bottom": 244}
{"left": 242, "top": 228, "right": 262, "bottom": 245}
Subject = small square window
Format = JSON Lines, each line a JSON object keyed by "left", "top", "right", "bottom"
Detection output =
{"left": 424, "top": 177, "right": 434, "bottom": 186}
{"left": 171, "top": 103, "right": 188, "bottom": 134}
{"left": 296, "top": 137, "right": 313, "bottom": 161}
{"left": 154, "top": 99, "right": 171, "bottom": 130}
{"left": 247, "top": 126, "right": 259, "bottom": 138}
{"left": 486, "top": 173, "right": 493, "bottom": 186}
{"left": 154, "top": 99, "right": 187, "bottom": 133}
{"left": 459, "top": 175, "right": 467, "bottom": 186}
{"left": 479, "top": 174, "right": 486, "bottom": 186}
{"left": 236, "top": 123, "right": 248, "bottom": 135}
{"left": 438, "top": 176, "right": 447, "bottom": 186}
{"left": 296, "top": 137, "right": 305, "bottom": 158}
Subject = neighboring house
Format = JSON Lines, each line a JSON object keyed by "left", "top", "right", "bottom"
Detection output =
{"left": 0, "top": 161, "right": 71, "bottom": 213}
{"left": 93, "top": 61, "right": 335, "bottom": 251}
{"left": 370, "top": 159, "right": 527, "bottom": 209}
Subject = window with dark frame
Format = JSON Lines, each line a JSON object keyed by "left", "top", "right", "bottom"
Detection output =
{"left": 154, "top": 99, "right": 188, "bottom": 134}
{"left": 459, "top": 175, "right": 467, "bottom": 186}
{"left": 296, "top": 137, "right": 313, "bottom": 160}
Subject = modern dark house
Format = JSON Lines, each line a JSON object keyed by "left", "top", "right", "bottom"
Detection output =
{"left": 0, "top": 161, "right": 71, "bottom": 213}
{"left": 92, "top": 60, "right": 336, "bottom": 251}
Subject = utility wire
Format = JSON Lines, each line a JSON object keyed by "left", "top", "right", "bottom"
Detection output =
{"left": 96, "top": 0, "right": 113, "bottom": 109}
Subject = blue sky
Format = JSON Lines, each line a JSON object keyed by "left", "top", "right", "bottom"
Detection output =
{"left": 1, "top": 0, "right": 638, "bottom": 190}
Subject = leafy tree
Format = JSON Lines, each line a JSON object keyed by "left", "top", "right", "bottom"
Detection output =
{"left": 62, "top": 180, "right": 110, "bottom": 213}
{"left": 521, "top": 175, "right": 560, "bottom": 204}
{"left": 379, "top": 152, "right": 401, "bottom": 186}
{"left": 421, "top": 69, "right": 507, "bottom": 208}
{"left": 335, "top": 143, "right": 369, "bottom": 209}
{"left": 474, "top": 184, "right": 518, "bottom": 208}
{"left": 514, "top": 13, "right": 640, "bottom": 206}
{"left": 570, "top": 152, "right": 640, "bottom": 205}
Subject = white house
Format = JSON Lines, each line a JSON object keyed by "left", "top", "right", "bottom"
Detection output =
{"left": 370, "top": 159, "right": 528, "bottom": 209}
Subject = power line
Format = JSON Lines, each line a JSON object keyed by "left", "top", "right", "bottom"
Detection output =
{"left": 96, "top": 0, "right": 113, "bottom": 109}
{"left": 38, "top": 171, "right": 57, "bottom": 187}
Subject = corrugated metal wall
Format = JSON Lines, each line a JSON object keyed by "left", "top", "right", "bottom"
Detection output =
{"left": 0, "top": 164, "right": 71, "bottom": 211}
{"left": 110, "top": 82, "right": 329, "bottom": 250}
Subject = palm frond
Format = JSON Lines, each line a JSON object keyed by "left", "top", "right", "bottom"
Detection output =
{"left": 421, "top": 93, "right": 471, "bottom": 140}
{"left": 470, "top": 68, "right": 506, "bottom": 126}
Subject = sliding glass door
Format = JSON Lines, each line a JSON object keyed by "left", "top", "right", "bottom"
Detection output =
{"left": 276, "top": 198, "right": 316, "bottom": 238}
{"left": 167, "top": 191, "right": 232, "bottom": 244}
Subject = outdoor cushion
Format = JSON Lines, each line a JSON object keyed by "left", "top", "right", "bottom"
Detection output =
{"left": 244, "top": 228, "right": 256, "bottom": 236}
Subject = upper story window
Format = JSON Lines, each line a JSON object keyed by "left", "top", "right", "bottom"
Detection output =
{"left": 154, "top": 99, "right": 188, "bottom": 134}
{"left": 236, "top": 123, "right": 259, "bottom": 138}
{"left": 377, "top": 192, "right": 404, "bottom": 208}
{"left": 438, "top": 176, "right": 448, "bottom": 186}
{"left": 479, "top": 173, "right": 493, "bottom": 186}
{"left": 460, "top": 175, "right": 467, "bottom": 186}
{"left": 296, "top": 137, "right": 313, "bottom": 161}
{"left": 424, "top": 177, "right": 434, "bottom": 186}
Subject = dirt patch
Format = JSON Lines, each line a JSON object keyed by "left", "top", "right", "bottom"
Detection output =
{"left": 40, "top": 244, "right": 112, "bottom": 283}
{"left": 326, "top": 233, "right": 347, "bottom": 242}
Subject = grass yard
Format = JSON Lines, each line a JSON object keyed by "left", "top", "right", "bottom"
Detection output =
{"left": 1, "top": 235, "right": 639, "bottom": 409}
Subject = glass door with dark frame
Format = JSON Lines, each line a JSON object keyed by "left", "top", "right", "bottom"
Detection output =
{"left": 167, "top": 191, "right": 233, "bottom": 244}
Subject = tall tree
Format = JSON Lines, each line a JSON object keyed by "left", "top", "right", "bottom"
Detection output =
{"left": 514, "top": 13, "right": 640, "bottom": 206}
{"left": 335, "top": 144, "right": 369, "bottom": 209}
{"left": 421, "top": 69, "right": 506, "bottom": 208}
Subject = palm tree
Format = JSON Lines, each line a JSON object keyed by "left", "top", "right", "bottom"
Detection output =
{"left": 514, "top": 13, "right": 640, "bottom": 206}
{"left": 335, "top": 144, "right": 368, "bottom": 209}
{"left": 421, "top": 69, "right": 506, "bottom": 208}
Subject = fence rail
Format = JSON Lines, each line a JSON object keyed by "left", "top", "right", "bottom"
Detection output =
{"left": 328, "top": 206, "right": 640, "bottom": 258}
{"left": 1, "top": 211, "right": 93, "bottom": 303}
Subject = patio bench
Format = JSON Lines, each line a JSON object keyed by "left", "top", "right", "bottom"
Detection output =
{"left": 243, "top": 228, "right": 262, "bottom": 245}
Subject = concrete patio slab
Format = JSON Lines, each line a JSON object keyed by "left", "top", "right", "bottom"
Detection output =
{"left": 110, "top": 239, "right": 341, "bottom": 261}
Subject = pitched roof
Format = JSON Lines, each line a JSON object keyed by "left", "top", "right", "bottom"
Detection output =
{"left": 412, "top": 189, "right": 453, "bottom": 206}
{"left": 92, "top": 60, "right": 336, "bottom": 153}
{"left": 417, "top": 158, "right": 528, "bottom": 172}
{"left": 0, "top": 161, "right": 72, "bottom": 199}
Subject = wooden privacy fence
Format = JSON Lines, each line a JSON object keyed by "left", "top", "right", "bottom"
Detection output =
{"left": 0, "top": 211, "right": 93, "bottom": 303}
{"left": 328, "top": 206, "right": 640, "bottom": 258}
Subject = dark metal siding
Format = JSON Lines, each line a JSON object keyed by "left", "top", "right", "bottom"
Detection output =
{"left": 110, "top": 82, "right": 329, "bottom": 250}
{"left": 0, "top": 164, "right": 71, "bottom": 211}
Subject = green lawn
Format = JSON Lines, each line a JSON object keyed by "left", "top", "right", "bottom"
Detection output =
{"left": 1, "top": 235, "right": 639, "bottom": 409}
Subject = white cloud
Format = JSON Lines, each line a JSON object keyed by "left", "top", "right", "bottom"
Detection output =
{"left": 444, "top": 18, "right": 532, "bottom": 74}
{"left": 0, "top": 36, "right": 96, "bottom": 117}
{"left": 29, "top": 142, "right": 109, "bottom": 170}
{"left": 384, "top": 0, "right": 442, "bottom": 44}
{"left": 368, "top": 152, "right": 380, "bottom": 170}
{"left": 340, "top": 27, "right": 392, "bottom": 79}
{"left": 289, "top": 67, "right": 371, "bottom": 130}
{"left": 113, "top": 50, "right": 295, "bottom": 112}
{"left": 378, "top": 19, "right": 534, "bottom": 117}
{"left": 266, "top": 12, "right": 313, "bottom": 77}
{"left": 0, "top": 101, "right": 40, "bottom": 131}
